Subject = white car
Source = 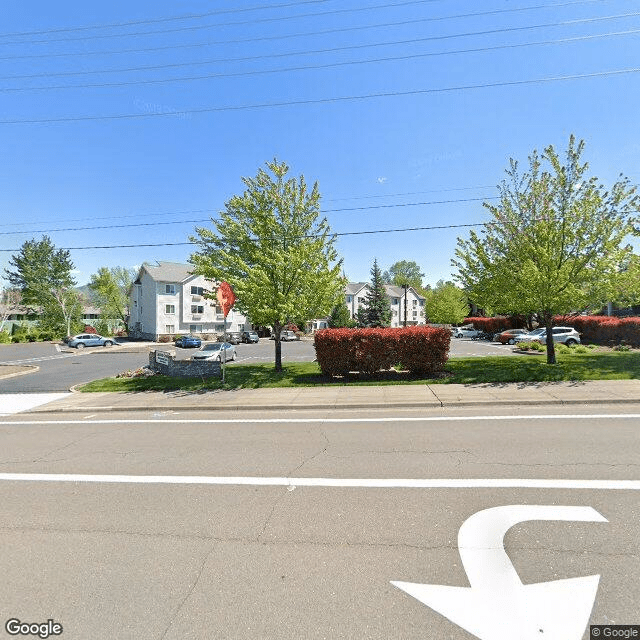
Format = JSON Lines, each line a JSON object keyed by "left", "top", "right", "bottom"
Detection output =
{"left": 192, "top": 342, "right": 237, "bottom": 361}
{"left": 453, "top": 326, "right": 481, "bottom": 339}
{"left": 528, "top": 326, "right": 581, "bottom": 345}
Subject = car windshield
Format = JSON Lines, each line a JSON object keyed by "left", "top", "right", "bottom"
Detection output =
{"left": 202, "top": 344, "right": 222, "bottom": 351}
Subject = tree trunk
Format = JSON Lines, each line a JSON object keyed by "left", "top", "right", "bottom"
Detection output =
{"left": 273, "top": 321, "right": 283, "bottom": 372}
{"left": 544, "top": 313, "right": 556, "bottom": 365}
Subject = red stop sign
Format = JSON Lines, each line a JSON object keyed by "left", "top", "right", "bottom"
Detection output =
{"left": 216, "top": 282, "right": 236, "bottom": 318}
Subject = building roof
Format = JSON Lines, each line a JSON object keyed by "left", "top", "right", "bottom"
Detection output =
{"left": 346, "top": 282, "right": 368, "bottom": 296}
{"left": 140, "top": 261, "right": 196, "bottom": 284}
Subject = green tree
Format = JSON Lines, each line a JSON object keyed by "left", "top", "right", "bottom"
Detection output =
{"left": 453, "top": 136, "right": 639, "bottom": 364}
{"left": 328, "top": 301, "right": 356, "bottom": 328}
{"left": 190, "top": 160, "right": 345, "bottom": 371}
{"left": 425, "top": 280, "right": 469, "bottom": 324}
{"left": 357, "top": 258, "right": 392, "bottom": 327}
{"left": 4, "top": 236, "right": 82, "bottom": 337}
{"left": 89, "top": 266, "right": 136, "bottom": 332}
{"left": 382, "top": 260, "right": 425, "bottom": 290}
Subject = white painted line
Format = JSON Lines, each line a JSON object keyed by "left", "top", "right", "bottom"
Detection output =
{"left": 0, "top": 474, "right": 638, "bottom": 490}
{"left": 0, "top": 393, "right": 71, "bottom": 416}
{"left": 1, "top": 413, "right": 640, "bottom": 425}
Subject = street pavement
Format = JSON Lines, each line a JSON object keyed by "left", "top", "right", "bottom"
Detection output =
{"left": 1, "top": 342, "right": 639, "bottom": 639}
{"left": 0, "top": 404, "right": 638, "bottom": 639}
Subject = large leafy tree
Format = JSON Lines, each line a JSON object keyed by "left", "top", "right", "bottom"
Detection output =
{"left": 425, "top": 280, "right": 469, "bottom": 325}
{"left": 190, "top": 160, "right": 345, "bottom": 371}
{"left": 382, "top": 260, "right": 425, "bottom": 291}
{"left": 357, "top": 258, "right": 392, "bottom": 327}
{"left": 453, "top": 136, "right": 639, "bottom": 364}
{"left": 89, "top": 266, "right": 136, "bottom": 332}
{"left": 4, "top": 236, "right": 82, "bottom": 337}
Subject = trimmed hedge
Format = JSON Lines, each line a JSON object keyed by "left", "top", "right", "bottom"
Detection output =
{"left": 462, "top": 317, "right": 520, "bottom": 334}
{"left": 314, "top": 326, "right": 451, "bottom": 377}
{"left": 554, "top": 315, "right": 640, "bottom": 346}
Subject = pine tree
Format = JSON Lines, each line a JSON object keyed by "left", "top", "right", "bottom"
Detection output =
{"left": 358, "top": 259, "right": 392, "bottom": 327}
{"left": 328, "top": 301, "right": 355, "bottom": 328}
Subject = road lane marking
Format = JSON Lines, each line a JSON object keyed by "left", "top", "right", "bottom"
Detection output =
{"left": 1, "top": 413, "right": 639, "bottom": 425}
{"left": 392, "top": 505, "right": 607, "bottom": 640}
{"left": 0, "top": 475, "right": 638, "bottom": 489}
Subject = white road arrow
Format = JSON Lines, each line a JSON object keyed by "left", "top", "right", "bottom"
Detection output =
{"left": 391, "top": 505, "right": 607, "bottom": 640}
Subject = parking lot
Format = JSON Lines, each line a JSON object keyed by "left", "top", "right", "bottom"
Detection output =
{"left": 0, "top": 337, "right": 519, "bottom": 393}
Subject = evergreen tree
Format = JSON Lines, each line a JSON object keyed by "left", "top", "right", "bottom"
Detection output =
{"left": 358, "top": 259, "right": 391, "bottom": 327}
{"left": 328, "top": 301, "right": 355, "bottom": 328}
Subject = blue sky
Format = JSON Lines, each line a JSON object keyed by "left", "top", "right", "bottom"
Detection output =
{"left": 1, "top": 0, "right": 639, "bottom": 288}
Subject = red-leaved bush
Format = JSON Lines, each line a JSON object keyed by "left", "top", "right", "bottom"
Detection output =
{"left": 314, "top": 327, "right": 451, "bottom": 377}
{"left": 553, "top": 315, "right": 640, "bottom": 346}
{"left": 462, "top": 317, "right": 520, "bottom": 333}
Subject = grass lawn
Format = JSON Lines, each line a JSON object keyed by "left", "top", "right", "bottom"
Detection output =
{"left": 78, "top": 351, "right": 640, "bottom": 392}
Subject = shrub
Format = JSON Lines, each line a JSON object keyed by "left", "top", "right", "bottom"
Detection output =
{"left": 158, "top": 335, "right": 173, "bottom": 343}
{"left": 314, "top": 327, "right": 451, "bottom": 377}
{"left": 0, "top": 331, "right": 11, "bottom": 344}
{"left": 516, "top": 342, "right": 530, "bottom": 351}
{"left": 553, "top": 315, "right": 640, "bottom": 347}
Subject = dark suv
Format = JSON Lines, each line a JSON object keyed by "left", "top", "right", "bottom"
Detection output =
{"left": 242, "top": 331, "right": 259, "bottom": 343}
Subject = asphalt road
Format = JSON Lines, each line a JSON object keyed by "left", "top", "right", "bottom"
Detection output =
{"left": 0, "top": 405, "right": 637, "bottom": 639}
{"left": 0, "top": 337, "right": 517, "bottom": 393}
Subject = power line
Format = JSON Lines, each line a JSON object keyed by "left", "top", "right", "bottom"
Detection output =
{"left": 0, "top": 223, "right": 489, "bottom": 252}
{"left": 4, "top": 24, "right": 637, "bottom": 83}
{"left": 1, "top": 66, "right": 638, "bottom": 125}
{"left": 0, "top": 197, "right": 499, "bottom": 236}
{"left": 3, "top": 13, "right": 637, "bottom": 94}
{"left": 0, "top": 185, "right": 499, "bottom": 228}
{"left": 0, "top": 0, "right": 617, "bottom": 60}
{"left": 0, "top": 0, "right": 451, "bottom": 46}
{"left": 0, "top": 0, "right": 331, "bottom": 38}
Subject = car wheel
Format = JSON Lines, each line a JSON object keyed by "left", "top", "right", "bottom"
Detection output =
{"left": 455, "top": 333, "right": 462, "bottom": 338}
{"left": 508, "top": 338, "right": 516, "bottom": 345}
{"left": 103, "top": 340, "right": 113, "bottom": 347}
{"left": 232, "top": 351, "right": 237, "bottom": 361}
{"left": 76, "top": 343, "right": 85, "bottom": 349}
{"left": 565, "top": 338, "right": 577, "bottom": 346}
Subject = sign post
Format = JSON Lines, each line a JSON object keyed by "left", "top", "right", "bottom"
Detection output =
{"left": 216, "top": 282, "right": 236, "bottom": 384}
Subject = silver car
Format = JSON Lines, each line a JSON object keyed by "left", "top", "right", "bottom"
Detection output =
{"left": 67, "top": 333, "right": 116, "bottom": 349}
{"left": 528, "top": 326, "right": 581, "bottom": 345}
{"left": 192, "top": 342, "right": 237, "bottom": 362}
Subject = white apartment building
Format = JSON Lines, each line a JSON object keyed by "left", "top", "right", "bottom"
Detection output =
{"left": 128, "top": 261, "right": 250, "bottom": 340}
{"left": 345, "top": 282, "right": 426, "bottom": 327}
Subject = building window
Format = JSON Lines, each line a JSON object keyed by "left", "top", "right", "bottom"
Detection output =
{"left": 190, "top": 324, "right": 203, "bottom": 333}
{"left": 165, "top": 325, "right": 175, "bottom": 334}
{"left": 191, "top": 305, "right": 204, "bottom": 314}
{"left": 191, "top": 286, "right": 205, "bottom": 295}
{"left": 165, "top": 284, "right": 176, "bottom": 295}
{"left": 165, "top": 304, "right": 175, "bottom": 314}
{"left": 346, "top": 295, "right": 352, "bottom": 303}
{"left": 358, "top": 297, "right": 365, "bottom": 303}
{"left": 392, "top": 298, "right": 399, "bottom": 305}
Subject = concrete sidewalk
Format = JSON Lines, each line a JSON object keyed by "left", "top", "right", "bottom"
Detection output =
{"left": 26, "top": 379, "right": 640, "bottom": 413}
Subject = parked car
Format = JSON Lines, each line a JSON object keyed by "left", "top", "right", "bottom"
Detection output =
{"left": 495, "top": 329, "right": 531, "bottom": 344}
{"left": 453, "top": 325, "right": 481, "bottom": 339}
{"left": 192, "top": 342, "right": 237, "bottom": 361}
{"left": 226, "top": 331, "right": 242, "bottom": 345}
{"left": 269, "top": 330, "right": 300, "bottom": 341}
{"left": 528, "top": 326, "right": 581, "bottom": 345}
{"left": 175, "top": 335, "right": 201, "bottom": 348}
{"left": 67, "top": 334, "right": 116, "bottom": 349}
{"left": 242, "top": 331, "right": 259, "bottom": 343}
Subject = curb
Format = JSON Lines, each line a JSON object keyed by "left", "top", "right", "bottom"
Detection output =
{"left": 28, "top": 396, "right": 640, "bottom": 413}
{"left": 0, "top": 365, "right": 39, "bottom": 380}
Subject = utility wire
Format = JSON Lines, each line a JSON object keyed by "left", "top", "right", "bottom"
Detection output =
{"left": 3, "top": 13, "right": 637, "bottom": 93}
{"left": 0, "top": 197, "right": 499, "bottom": 236}
{"left": 0, "top": 185, "right": 498, "bottom": 228}
{"left": 0, "top": 0, "right": 331, "bottom": 38}
{"left": 1, "top": 66, "right": 638, "bottom": 124}
{"left": 0, "top": 0, "right": 618, "bottom": 60}
{"left": 0, "top": 223, "right": 489, "bottom": 252}
{"left": 3, "top": 25, "right": 638, "bottom": 83}
{"left": 0, "top": 0, "right": 455, "bottom": 45}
